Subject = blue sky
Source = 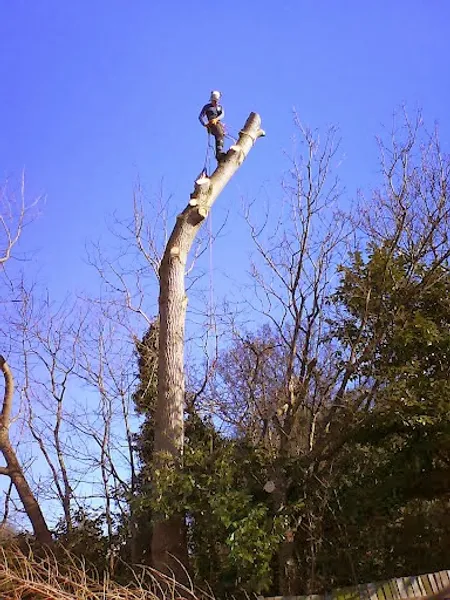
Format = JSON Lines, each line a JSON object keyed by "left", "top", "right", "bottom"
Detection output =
{"left": 1, "top": 0, "right": 450, "bottom": 305}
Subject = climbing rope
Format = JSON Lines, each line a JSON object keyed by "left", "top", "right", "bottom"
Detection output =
{"left": 223, "top": 122, "right": 238, "bottom": 143}
{"left": 202, "top": 131, "right": 216, "bottom": 175}
{"left": 207, "top": 208, "right": 219, "bottom": 367}
{"left": 202, "top": 122, "right": 237, "bottom": 177}
{"left": 224, "top": 129, "right": 237, "bottom": 144}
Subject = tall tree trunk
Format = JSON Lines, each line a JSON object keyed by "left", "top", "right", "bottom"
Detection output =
{"left": 152, "top": 113, "right": 265, "bottom": 579}
{"left": 0, "top": 356, "right": 52, "bottom": 545}
{"left": 272, "top": 459, "right": 301, "bottom": 595}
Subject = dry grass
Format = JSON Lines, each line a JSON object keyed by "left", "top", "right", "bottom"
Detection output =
{"left": 0, "top": 544, "right": 207, "bottom": 600}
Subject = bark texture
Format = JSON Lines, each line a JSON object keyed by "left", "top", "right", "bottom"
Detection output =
{"left": 152, "top": 113, "right": 264, "bottom": 579}
{"left": 0, "top": 355, "right": 52, "bottom": 544}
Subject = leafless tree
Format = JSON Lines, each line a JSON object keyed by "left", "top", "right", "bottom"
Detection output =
{"left": 15, "top": 292, "right": 88, "bottom": 531}
{"left": 361, "top": 109, "right": 450, "bottom": 273}
{"left": 221, "top": 121, "right": 350, "bottom": 592}
{"left": 0, "top": 178, "right": 51, "bottom": 542}
{"left": 74, "top": 309, "right": 140, "bottom": 562}
{"left": 3, "top": 277, "right": 130, "bottom": 545}
{"left": 0, "top": 174, "right": 40, "bottom": 267}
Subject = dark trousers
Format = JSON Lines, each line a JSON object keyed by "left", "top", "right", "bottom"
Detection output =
{"left": 207, "top": 122, "right": 225, "bottom": 159}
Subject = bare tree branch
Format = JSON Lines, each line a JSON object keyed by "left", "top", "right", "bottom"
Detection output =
{"left": 0, "top": 355, "right": 52, "bottom": 544}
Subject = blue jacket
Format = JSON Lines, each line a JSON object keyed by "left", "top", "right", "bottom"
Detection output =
{"left": 199, "top": 102, "right": 224, "bottom": 126}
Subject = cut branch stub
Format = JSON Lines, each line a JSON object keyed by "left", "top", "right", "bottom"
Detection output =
{"left": 188, "top": 112, "right": 264, "bottom": 218}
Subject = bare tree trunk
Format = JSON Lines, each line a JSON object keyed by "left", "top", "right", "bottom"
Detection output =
{"left": 152, "top": 113, "right": 265, "bottom": 578}
{"left": 0, "top": 355, "right": 52, "bottom": 544}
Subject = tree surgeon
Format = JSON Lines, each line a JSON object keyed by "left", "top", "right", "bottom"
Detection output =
{"left": 199, "top": 90, "right": 226, "bottom": 161}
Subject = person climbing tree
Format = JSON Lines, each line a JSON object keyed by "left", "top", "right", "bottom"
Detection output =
{"left": 199, "top": 90, "right": 226, "bottom": 161}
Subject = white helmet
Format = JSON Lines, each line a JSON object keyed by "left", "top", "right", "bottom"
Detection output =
{"left": 210, "top": 90, "right": 221, "bottom": 101}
